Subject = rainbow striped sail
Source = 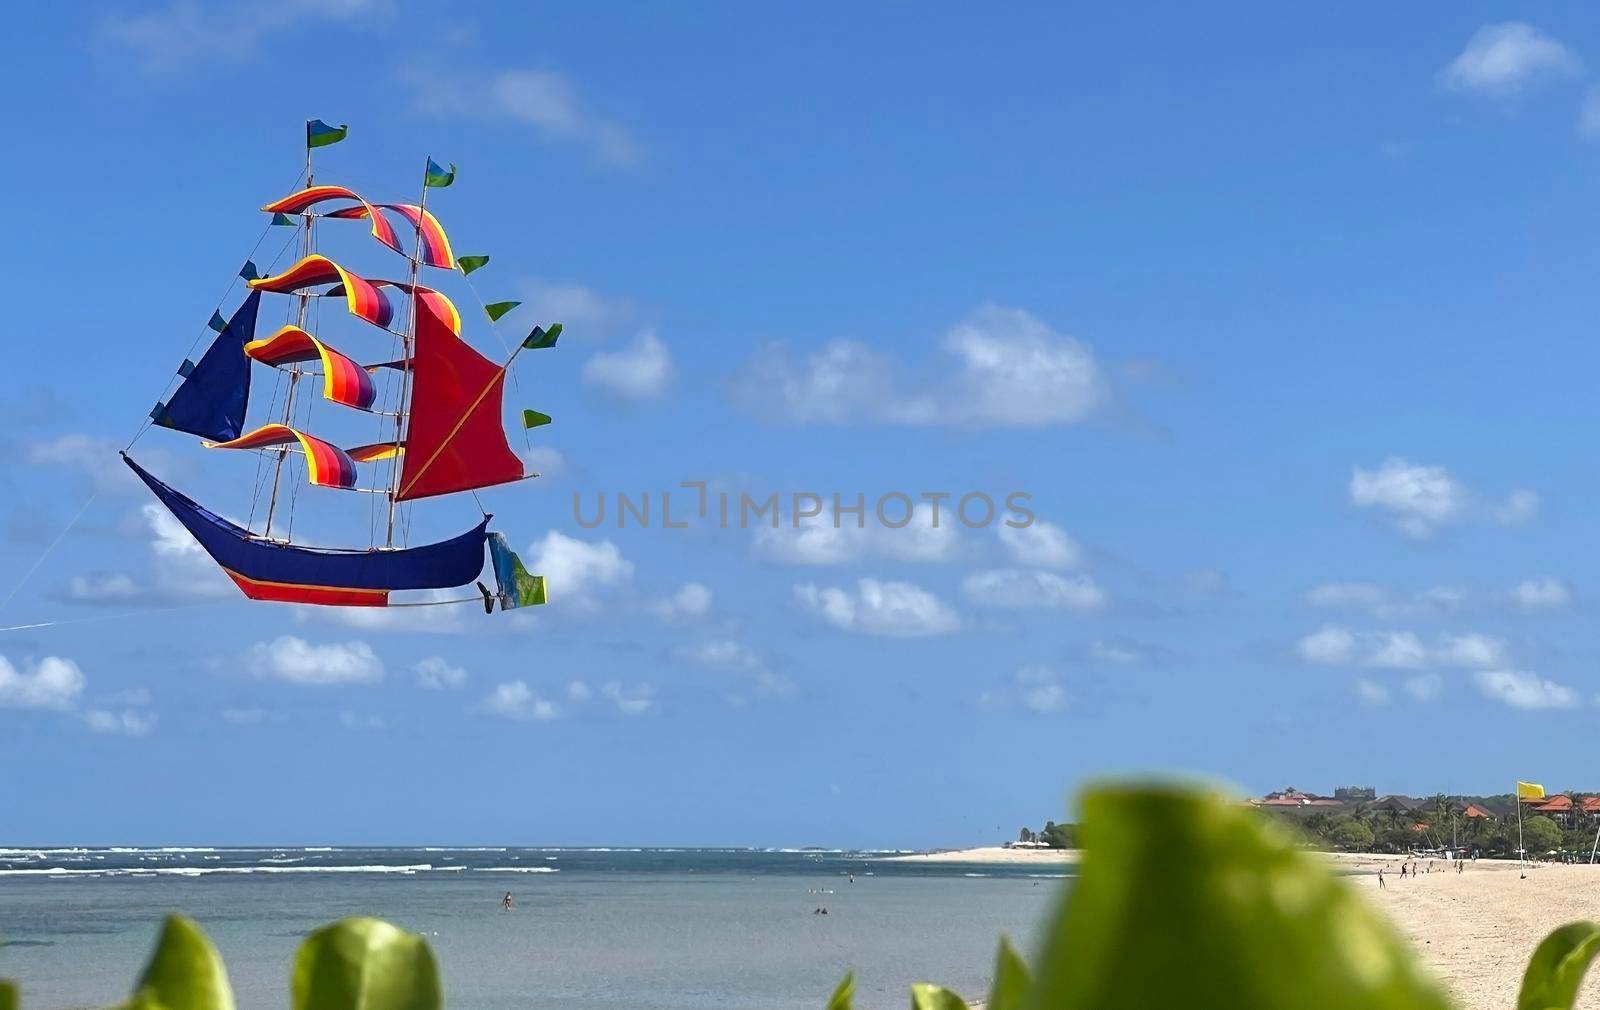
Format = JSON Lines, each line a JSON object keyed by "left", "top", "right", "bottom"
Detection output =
{"left": 120, "top": 124, "right": 560, "bottom": 611}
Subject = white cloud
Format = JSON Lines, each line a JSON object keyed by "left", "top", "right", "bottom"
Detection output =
{"left": 1355, "top": 679, "right": 1390, "bottom": 707}
{"left": 84, "top": 709, "right": 158, "bottom": 736}
{"left": 0, "top": 655, "right": 85, "bottom": 710}
{"left": 138, "top": 503, "right": 234, "bottom": 600}
{"left": 1440, "top": 22, "right": 1580, "bottom": 97}
{"left": 518, "top": 279, "right": 630, "bottom": 334}
{"left": 65, "top": 573, "right": 142, "bottom": 605}
{"left": 1404, "top": 673, "right": 1443, "bottom": 702}
{"left": 1350, "top": 459, "right": 1466, "bottom": 538}
{"left": 527, "top": 531, "right": 633, "bottom": 606}
{"left": 95, "top": 0, "right": 390, "bottom": 75}
{"left": 754, "top": 503, "right": 960, "bottom": 566}
{"left": 1476, "top": 669, "right": 1578, "bottom": 710}
{"left": 997, "top": 521, "right": 1083, "bottom": 569}
{"left": 737, "top": 305, "right": 1107, "bottom": 429}
{"left": 482, "top": 680, "right": 560, "bottom": 721}
{"left": 1297, "top": 626, "right": 1506, "bottom": 669}
{"left": 567, "top": 681, "right": 592, "bottom": 702}
{"left": 1305, "top": 582, "right": 1468, "bottom": 620}
{"left": 962, "top": 569, "right": 1106, "bottom": 611}
{"left": 981, "top": 665, "right": 1069, "bottom": 714}
{"left": 406, "top": 67, "right": 639, "bottom": 167}
{"left": 583, "top": 330, "right": 674, "bottom": 400}
{"left": 1089, "top": 640, "right": 1144, "bottom": 665}
{"left": 1434, "top": 632, "right": 1508, "bottom": 668}
{"left": 601, "top": 681, "right": 655, "bottom": 716}
{"left": 679, "top": 638, "right": 795, "bottom": 697}
{"left": 248, "top": 636, "right": 383, "bottom": 686}
{"left": 1494, "top": 489, "right": 1540, "bottom": 526}
{"left": 338, "top": 711, "right": 386, "bottom": 731}
{"left": 794, "top": 579, "right": 961, "bottom": 637}
{"left": 28, "top": 434, "right": 167, "bottom": 496}
{"left": 413, "top": 656, "right": 467, "bottom": 690}
{"left": 651, "top": 582, "right": 713, "bottom": 624}
{"left": 1514, "top": 577, "right": 1571, "bottom": 611}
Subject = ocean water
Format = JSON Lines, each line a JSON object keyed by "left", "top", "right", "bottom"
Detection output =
{"left": 0, "top": 847, "right": 1068, "bottom": 1010}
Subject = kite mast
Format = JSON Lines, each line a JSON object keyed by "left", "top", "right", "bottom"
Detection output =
{"left": 262, "top": 131, "right": 316, "bottom": 541}
{"left": 383, "top": 160, "right": 431, "bottom": 549}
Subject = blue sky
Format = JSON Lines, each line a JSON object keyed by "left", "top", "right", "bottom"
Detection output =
{"left": 6, "top": 4, "right": 1600, "bottom": 845}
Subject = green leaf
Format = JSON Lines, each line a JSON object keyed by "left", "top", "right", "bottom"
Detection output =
{"left": 986, "top": 937, "right": 1030, "bottom": 1010}
{"left": 1, "top": 979, "right": 17, "bottom": 1010}
{"left": 910, "top": 983, "right": 969, "bottom": 1010}
{"left": 131, "top": 916, "right": 235, "bottom": 1010}
{"left": 1024, "top": 786, "right": 1454, "bottom": 1010}
{"left": 825, "top": 971, "right": 854, "bottom": 1010}
{"left": 292, "top": 917, "right": 440, "bottom": 1010}
{"left": 1518, "top": 921, "right": 1600, "bottom": 1010}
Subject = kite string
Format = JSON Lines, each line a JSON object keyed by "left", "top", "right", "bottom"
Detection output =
{"left": 0, "top": 600, "right": 225, "bottom": 635}
{"left": 0, "top": 490, "right": 98, "bottom": 617}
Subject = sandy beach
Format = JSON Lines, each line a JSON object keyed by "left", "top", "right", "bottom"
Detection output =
{"left": 1335, "top": 854, "right": 1600, "bottom": 1009}
{"left": 880, "top": 846, "right": 1080, "bottom": 865}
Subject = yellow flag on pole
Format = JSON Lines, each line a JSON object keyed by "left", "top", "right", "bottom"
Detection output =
{"left": 1517, "top": 781, "right": 1545, "bottom": 800}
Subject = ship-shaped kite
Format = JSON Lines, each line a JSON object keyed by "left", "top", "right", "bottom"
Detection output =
{"left": 123, "top": 121, "right": 551, "bottom": 611}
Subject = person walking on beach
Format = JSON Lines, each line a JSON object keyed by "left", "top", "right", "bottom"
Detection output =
{"left": 1399, "top": 863, "right": 1406, "bottom": 879}
{"left": 502, "top": 891, "right": 513, "bottom": 911}
{"left": 1378, "top": 868, "right": 1386, "bottom": 890}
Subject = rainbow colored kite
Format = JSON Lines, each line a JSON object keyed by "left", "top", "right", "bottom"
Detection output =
{"left": 124, "top": 123, "right": 558, "bottom": 611}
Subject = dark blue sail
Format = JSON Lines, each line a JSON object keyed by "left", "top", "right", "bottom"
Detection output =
{"left": 122, "top": 454, "right": 489, "bottom": 607}
{"left": 154, "top": 291, "right": 260, "bottom": 441}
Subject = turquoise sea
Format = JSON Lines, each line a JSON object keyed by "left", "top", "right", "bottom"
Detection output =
{"left": 0, "top": 847, "right": 1068, "bottom": 1010}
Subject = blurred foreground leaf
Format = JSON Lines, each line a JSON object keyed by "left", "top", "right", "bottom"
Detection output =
{"left": 986, "top": 937, "right": 1030, "bottom": 1010}
{"left": 293, "top": 918, "right": 440, "bottom": 1010}
{"left": 131, "top": 916, "right": 234, "bottom": 1010}
{"left": 910, "top": 982, "right": 969, "bottom": 1010}
{"left": 1519, "top": 921, "right": 1600, "bottom": 1010}
{"left": 826, "top": 972, "right": 855, "bottom": 1010}
{"left": 1025, "top": 786, "right": 1454, "bottom": 1010}
{"left": 1, "top": 979, "right": 17, "bottom": 1010}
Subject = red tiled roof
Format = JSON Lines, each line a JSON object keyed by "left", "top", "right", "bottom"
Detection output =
{"left": 1582, "top": 797, "right": 1600, "bottom": 813}
{"left": 1534, "top": 795, "right": 1574, "bottom": 812}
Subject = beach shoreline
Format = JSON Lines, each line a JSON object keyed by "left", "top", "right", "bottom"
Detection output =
{"left": 879, "top": 846, "right": 1080, "bottom": 865}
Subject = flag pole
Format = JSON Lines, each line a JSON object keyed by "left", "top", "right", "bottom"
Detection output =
{"left": 263, "top": 126, "right": 314, "bottom": 540}
{"left": 1517, "top": 782, "right": 1527, "bottom": 878}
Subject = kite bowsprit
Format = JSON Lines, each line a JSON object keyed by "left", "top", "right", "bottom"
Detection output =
{"left": 125, "top": 123, "right": 555, "bottom": 611}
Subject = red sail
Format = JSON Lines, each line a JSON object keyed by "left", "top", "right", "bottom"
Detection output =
{"left": 395, "top": 298, "right": 523, "bottom": 501}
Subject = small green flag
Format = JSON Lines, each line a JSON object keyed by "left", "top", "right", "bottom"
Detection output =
{"left": 425, "top": 157, "right": 456, "bottom": 188}
{"left": 522, "top": 323, "right": 562, "bottom": 350}
{"left": 239, "top": 260, "right": 260, "bottom": 281}
{"left": 207, "top": 310, "right": 227, "bottom": 333}
{"left": 270, "top": 212, "right": 296, "bottom": 227}
{"left": 306, "top": 120, "right": 348, "bottom": 149}
{"left": 522, "top": 409, "right": 552, "bottom": 429}
{"left": 457, "top": 254, "right": 490, "bottom": 275}
{"left": 484, "top": 301, "right": 520, "bottom": 322}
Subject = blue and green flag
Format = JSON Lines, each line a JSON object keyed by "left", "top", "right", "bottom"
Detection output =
{"left": 306, "top": 120, "right": 348, "bottom": 149}
{"left": 207, "top": 310, "right": 228, "bottom": 333}
{"left": 522, "top": 323, "right": 562, "bottom": 350}
{"left": 270, "top": 212, "right": 296, "bottom": 227}
{"left": 425, "top": 158, "right": 456, "bottom": 188}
